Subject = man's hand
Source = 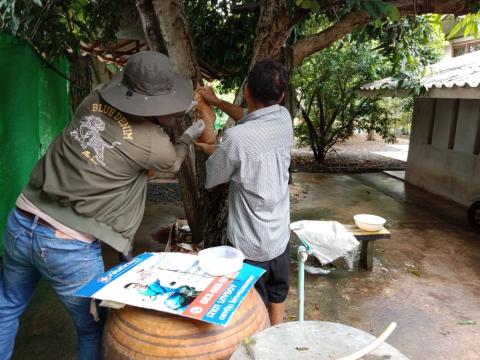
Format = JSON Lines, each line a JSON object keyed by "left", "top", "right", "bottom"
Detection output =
{"left": 183, "top": 120, "right": 205, "bottom": 141}
{"left": 195, "top": 142, "right": 217, "bottom": 157}
{"left": 196, "top": 86, "right": 244, "bottom": 122}
{"left": 196, "top": 87, "right": 220, "bottom": 106}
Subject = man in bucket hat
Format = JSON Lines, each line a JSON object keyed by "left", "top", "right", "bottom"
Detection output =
{"left": 0, "top": 51, "right": 204, "bottom": 360}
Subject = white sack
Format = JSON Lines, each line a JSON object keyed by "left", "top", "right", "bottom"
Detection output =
{"left": 290, "top": 220, "right": 359, "bottom": 265}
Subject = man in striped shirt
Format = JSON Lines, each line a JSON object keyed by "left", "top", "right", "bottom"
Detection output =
{"left": 196, "top": 59, "right": 293, "bottom": 325}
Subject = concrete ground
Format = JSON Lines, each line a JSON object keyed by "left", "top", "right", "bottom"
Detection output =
{"left": 10, "top": 172, "right": 480, "bottom": 360}
{"left": 287, "top": 173, "right": 480, "bottom": 360}
{"left": 372, "top": 144, "right": 409, "bottom": 162}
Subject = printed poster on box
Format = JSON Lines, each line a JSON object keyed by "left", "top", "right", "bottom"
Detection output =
{"left": 75, "top": 252, "right": 264, "bottom": 326}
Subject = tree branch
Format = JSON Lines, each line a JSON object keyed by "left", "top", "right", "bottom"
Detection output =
{"left": 293, "top": 11, "right": 371, "bottom": 66}
{"left": 292, "top": 0, "right": 476, "bottom": 66}
{"left": 390, "top": 0, "right": 474, "bottom": 16}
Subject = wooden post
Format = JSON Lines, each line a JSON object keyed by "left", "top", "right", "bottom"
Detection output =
{"left": 360, "top": 240, "right": 375, "bottom": 271}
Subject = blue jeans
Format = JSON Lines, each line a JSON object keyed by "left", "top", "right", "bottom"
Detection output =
{"left": 0, "top": 209, "right": 105, "bottom": 360}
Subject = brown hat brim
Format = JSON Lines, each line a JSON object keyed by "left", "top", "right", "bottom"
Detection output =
{"left": 98, "top": 72, "right": 193, "bottom": 117}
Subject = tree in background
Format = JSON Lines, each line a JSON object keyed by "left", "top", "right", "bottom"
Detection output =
{"left": 293, "top": 28, "right": 391, "bottom": 161}
{"left": 357, "top": 97, "right": 415, "bottom": 142}
{"left": 293, "top": 13, "right": 446, "bottom": 161}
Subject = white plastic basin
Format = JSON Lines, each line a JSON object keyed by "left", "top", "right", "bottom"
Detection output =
{"left": 198, "top": 246, "right": 245, "bottom": 276}
{"left": 354, "top": 214, "right": 386, "bottom": 232}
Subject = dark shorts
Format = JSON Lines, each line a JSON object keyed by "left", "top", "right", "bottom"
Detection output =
{"left": 244, "top": 243, "right": 290, "bottom": 306}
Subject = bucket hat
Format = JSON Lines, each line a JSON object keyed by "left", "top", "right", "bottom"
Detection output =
{"left": 99, "top": 51, "right": 193, "bottom": 117}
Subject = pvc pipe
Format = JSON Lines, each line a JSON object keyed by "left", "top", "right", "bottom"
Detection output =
{"left": 336, "top": 322, "right": 397, "bottom": 360}
{"left": 297, "top": 245, "right": 308, "bottom": 322}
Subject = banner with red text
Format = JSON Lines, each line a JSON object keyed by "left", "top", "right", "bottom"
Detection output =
{"left": 76, "top": 252, "right": 264, "bottom": 326}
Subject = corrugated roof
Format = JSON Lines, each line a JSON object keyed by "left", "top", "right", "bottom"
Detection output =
{"left": 360, "top": 51, "right": 480, "bottom": 92}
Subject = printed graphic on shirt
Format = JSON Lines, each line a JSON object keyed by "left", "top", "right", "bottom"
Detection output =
{"left": 91, "top": 103, "right": 134, "bottom": 140}
{"left": 70, "top": 115, "right": 121, "bottom": 166}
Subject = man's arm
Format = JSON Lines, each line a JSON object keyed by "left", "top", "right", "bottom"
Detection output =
{"left": 148, "top": 121, "right": 204, "bottom": 177}
{"left": 196, "top": 87, "right": 244, "bottom": 122}
{"left": 148, "top": 129, "right": 191, "bottom": 177}
{"left": 195, "top": 142, "right": 217, "bottom": 157}
{"left": 204, "top": 140, "right": 238, "bottom": 189}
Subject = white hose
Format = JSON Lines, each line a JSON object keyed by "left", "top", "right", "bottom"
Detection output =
{"left": 336, "top": 322, "right": 397, "bottom": 360}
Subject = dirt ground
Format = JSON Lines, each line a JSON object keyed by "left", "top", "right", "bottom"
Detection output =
{"left": 10, "top": 171, "right": 480, "bottom": 360}
{"left": 292, "top": 133, "right": 409, "bottom": 172}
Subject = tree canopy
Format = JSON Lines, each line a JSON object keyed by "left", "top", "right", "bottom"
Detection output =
{"left": 294, "top": 33, "right": 390, "bottom": 160}
{"left": 1, "top": 0, "right": 477, "bottom": 81}
{"left": 0, "top": 0, "right": 130, "bottom": 59}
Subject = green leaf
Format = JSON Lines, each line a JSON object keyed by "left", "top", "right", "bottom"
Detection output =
{"left": 388, "top": 6, "right": 400, "bottom": 22}
{"left": 464, "top": 22, "right": 477, "bottom": 37}
{"left": 407, "top": 54, "right": 415, "bottom": 67}
{"left": 364, "top": 2, "right": 380, "bottom": 19}
{"left": 421, "top": 67, "right": 427, "bottom": 78}
{"left": 32, "top": 0, "right": 42, "bottom": 6}
{"left": 301, "top": 0, "right": 311, "bottom": 9}
{"left": 310, "top": 1, "right": 320, "bottom": 12}
{"left": 106, "top": 63, "right": 119, "bottom": 74}
{"left": 447, "top": 22, "right": 464, "bottom": 40}
{"left": 377, "top": 1, "right": 391, "bottom": 15}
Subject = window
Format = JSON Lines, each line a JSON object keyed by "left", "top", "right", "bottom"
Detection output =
{"left": 453, "top": 40, "right": 480, "bottom": 57}
{"left": 453, "top": 46, "right": 466, "bottom": 57}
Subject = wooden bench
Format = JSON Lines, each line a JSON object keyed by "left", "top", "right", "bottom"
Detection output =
{"left": 344, "top": 225, "right": 391, "bottom": 271}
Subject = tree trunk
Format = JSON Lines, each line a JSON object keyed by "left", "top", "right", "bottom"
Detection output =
{"left": 224, "top": 0, "right": 303, "bottom": 128}
{"left": 250, "top": 0, "right": 304, "bottom": 66}
{"left": 367, "top": 129, "right": 376, "bottom": 141}
{"left": 151, "top": 0, "right": 220, "bottom": 246}
{"left": 283, "top": 46, "right": 297, "bottom": 184}
{"left": 145, "top": 0, "right": 207, "bottom": 244}
{"left": 135, "top": 0, "right": 168, "bottom": 54}
{"left": 139, "top": 0, "right": 230, "bottom": 247}
{"left": 317, "top": 150, "right": 326, "bottom": 162}
{"left": 151, "top": 1, "right": 201, "bottom": 83}
{"left": 69, "top": 53, "right": 92, "bottom": 112}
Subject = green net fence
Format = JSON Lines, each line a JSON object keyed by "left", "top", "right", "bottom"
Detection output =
{"left": 0, "top": 33, "right": 70, "bottom": 255}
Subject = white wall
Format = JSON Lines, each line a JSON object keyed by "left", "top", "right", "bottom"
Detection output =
{"left": 406, "top": 97, "right": 480, "bottom": 206}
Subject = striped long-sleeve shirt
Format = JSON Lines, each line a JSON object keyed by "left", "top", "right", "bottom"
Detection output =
{"left": 205, "top": 105, "right": 293, "bottom": 262}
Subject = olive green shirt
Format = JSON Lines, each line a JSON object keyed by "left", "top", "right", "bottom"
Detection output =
{"left": 23, "top": 88, "right": 191, "bottom": 255}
